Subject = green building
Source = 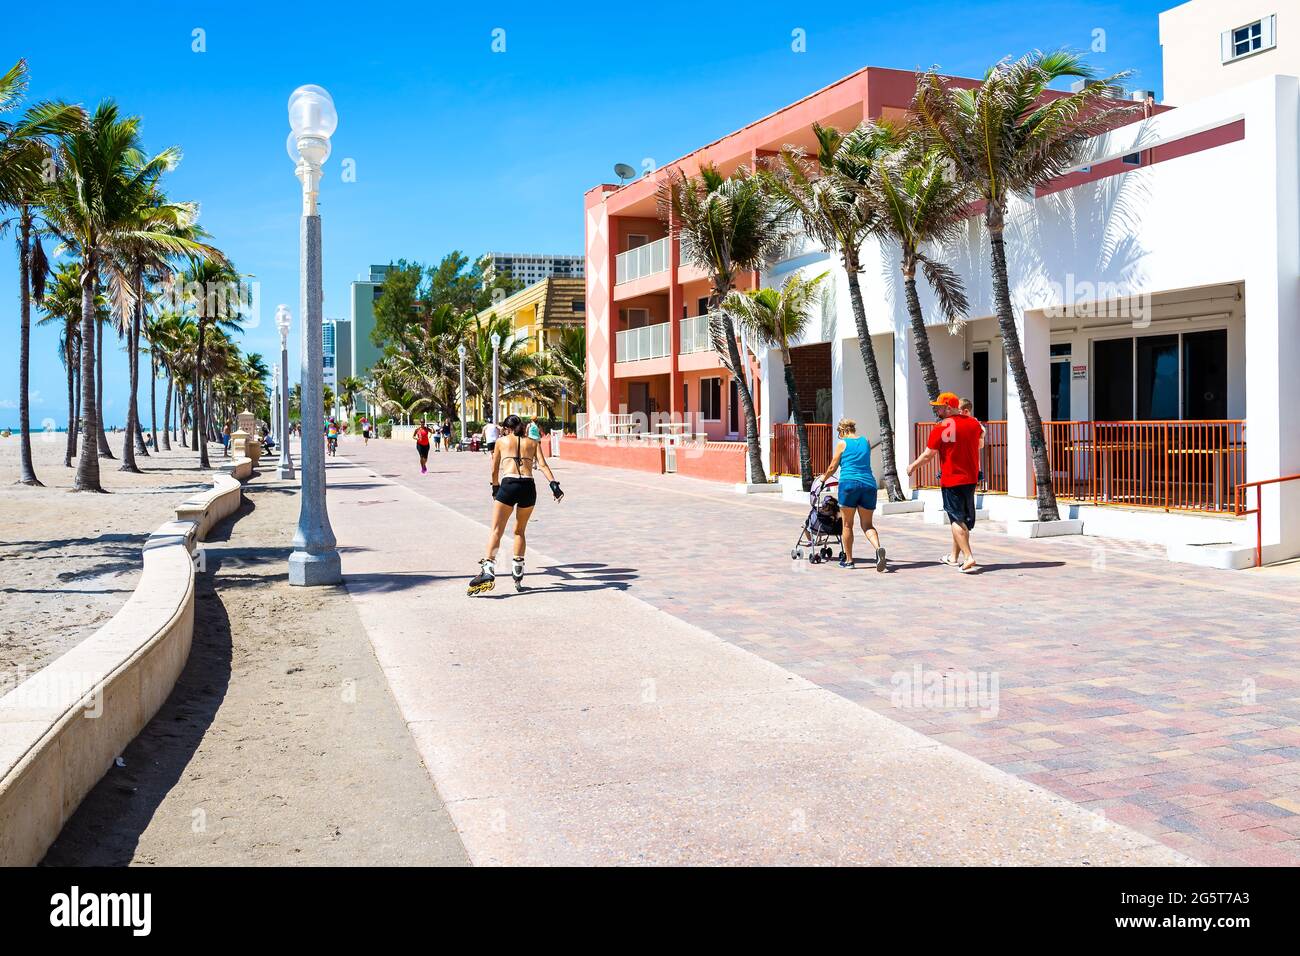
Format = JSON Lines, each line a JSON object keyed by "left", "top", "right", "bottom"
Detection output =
{"left": 350, "top": 264, "right": 390, "bottom": 413}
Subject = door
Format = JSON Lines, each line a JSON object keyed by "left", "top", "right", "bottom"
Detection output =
{"left": 728, "top": 378, "right": 740, "bottom": 434}
{"left": 1050, "top": 360, "right": 1071, "bottom": 420}
{"left": 628, "top": 382, "right": 650, "bottom": 416}
{"left": 972, "top": 351, "right": 989, "bottom": 421}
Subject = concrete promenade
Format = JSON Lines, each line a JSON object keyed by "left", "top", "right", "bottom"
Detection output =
{"left": 326, "top": 438, "right": 1205, "bottom": 865}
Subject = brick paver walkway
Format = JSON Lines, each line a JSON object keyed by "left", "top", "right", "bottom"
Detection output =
{"left": 337, "top": 437, "right": 1300, "bottom": 865}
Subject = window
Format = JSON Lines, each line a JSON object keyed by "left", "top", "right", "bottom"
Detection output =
{"left": 571, "top": 300, "right": 584, "bottom": 312}
{"left": 682, "top": 382, "right": 689, "bottom": 414}
{"left": 700, "top": 377, "right": 722, "bottom": 421}
{"left": 1222, "top": 15, "right": 1277, "bottom": 63}
{"left": 1122, "top": 153, "right": 1141, "bottom": 166}
{"left": 1091, "top": 330, "right": 1229, "bottom": 420}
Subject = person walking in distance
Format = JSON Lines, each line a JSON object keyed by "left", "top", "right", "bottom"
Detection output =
{"left": 908, "top": 391, "right": 983, "bottom": 573}
{"left": 467, "top": 414, "right": 565, "bottom": 595}
{"left": 818, "top": 418, "right": 886, "bottom": 571}
{"left": 361, "top": 416, "right": 371, "bottom": 445}
{"left": 414, "top": 420, "right": 432, "bottom": 474}
{"left": 482, "top": 418, "right": 500, "bottom": 456}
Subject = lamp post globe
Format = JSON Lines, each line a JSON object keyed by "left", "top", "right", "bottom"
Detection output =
{"left": 286, "top": 86, "right": 340, "bottom": 586}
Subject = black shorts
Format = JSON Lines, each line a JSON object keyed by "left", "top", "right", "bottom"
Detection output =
{"left": 494, "top": 477, "right": 537, "bottom": 509}
{"left": 941, "top": 483, "right": 978, "bottom": 530}
{"left": 416, "top": 443, "right": 430, "bottom": 458}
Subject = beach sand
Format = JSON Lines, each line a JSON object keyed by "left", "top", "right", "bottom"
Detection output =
{"left": 0, "top": 432, "right": 217, "bottom": 684}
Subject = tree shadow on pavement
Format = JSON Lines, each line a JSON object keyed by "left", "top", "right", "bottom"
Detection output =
{"left": 343, "top": 563, "right": 638, "bottom": 597}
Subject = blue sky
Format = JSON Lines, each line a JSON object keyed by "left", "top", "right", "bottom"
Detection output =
{"left": 2, "top": 0, "right": 1172, "bottom": 427}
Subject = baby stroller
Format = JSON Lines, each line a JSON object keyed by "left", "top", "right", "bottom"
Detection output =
{"left": 791, "top": 476, "right": 844, "bottom": 565}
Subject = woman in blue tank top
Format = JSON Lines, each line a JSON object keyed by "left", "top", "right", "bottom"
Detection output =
{"left": 819, "top": 418, "right": 886, "bottom": 571}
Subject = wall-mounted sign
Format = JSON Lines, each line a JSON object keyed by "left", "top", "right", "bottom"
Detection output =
{"left": 1072, "top": 364, "right": 1088, "bottom": 380}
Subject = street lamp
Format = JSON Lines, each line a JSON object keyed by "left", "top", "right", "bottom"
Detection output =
{"left": 490, "top": 332, "right": 501, "bottom": 425}
{"left": 457, "top": 342, "right": 467, "bottom": 450}
{"left": 286, "top": 84, "right": 340, "bottom": 586}
{"left": 275, "top": 304, "right": 295, "bottom": 480}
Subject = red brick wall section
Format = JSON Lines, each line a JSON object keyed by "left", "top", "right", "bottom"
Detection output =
{"left": 787, "top": 343, "right": 831, "bottom": 419}
{"left": 558, "top": 437, "right": 665, "bottom": 474}
{"left": 675, "top": 443, "right": 746, "bottom": 483}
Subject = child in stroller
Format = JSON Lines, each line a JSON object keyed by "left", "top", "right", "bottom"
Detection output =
{"left": 790, "top": 476, "right": 845, "bottom": 564}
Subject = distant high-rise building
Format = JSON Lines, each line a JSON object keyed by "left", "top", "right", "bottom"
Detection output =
{"left": 350, "top": 264, "right": 390, "bottom": 413}
{"left": 322, "top": 320, "right": 338, "bottom": 390}
{"left": 484, "top": 252, "right": 584, "bottom": 288}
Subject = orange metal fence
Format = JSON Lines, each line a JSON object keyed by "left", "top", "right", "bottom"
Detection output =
{"left": 771, "top": 423, "right": 832, "bottom": 477}
{"left": 912, "top": 420, "right": 1008, "bottom": 493}
{"left": 1042, "top": 420, "right": 1246, "bottom": 514}
{"left": 1235, "top": 473, "right": 1300, "bottom": 567}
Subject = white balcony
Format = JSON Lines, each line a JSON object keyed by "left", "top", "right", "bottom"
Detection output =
{"left": 679, "top": 314, "right": 713, "bottom": 354}
{"left": 615, "top": 237, "right": 669, "bottom": 285}
{"left": 616, "top": 322, "right": 670, "bottom": 362}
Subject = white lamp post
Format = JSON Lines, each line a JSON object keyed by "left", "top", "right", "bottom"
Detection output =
{"left": 490, "top": 332, "right": 501, "bottom": 425}
{"left": 275, "top": 304, "right": 295, "bottom": 480}
{"left": 457, "top": 342, "right": 467, "bottom": 450}
{"left": 286, "top": 84, "right": 340, "bottom": 586}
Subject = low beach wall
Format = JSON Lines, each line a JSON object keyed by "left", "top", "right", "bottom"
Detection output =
{"left": 0, "top": 462, "right": 253, "bottom": 866}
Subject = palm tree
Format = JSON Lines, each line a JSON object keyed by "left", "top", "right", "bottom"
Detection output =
{"left": 912, "top": 51, "right": 1137, "bottom": 520}
{"left": 43, "top": 101, "right": 201, "bottom": 491}
{"left": 552, "top": 326, "right": 586, "bottom": 424}
{"left": 0, "top": 59, "right": 82, "bottom": 485}
{"left": 661, "top": 165, "right": 795, "bottom": 484}
{"left": 176, "top": 256, "right": 240, "bottom": 468}
{"left": 35, "top": 263, "right": 95, "bottom": 466}
{"left": 723, "top": 272, "right": 828, "bottom": 491}
{"left": 763, "top": 123, "right": 905, "bottom": 500}
{"left": 111, "top": 188, "right": 218, "bottom": 471}
{"left": 338, "top": 375, "right": 364, "bottom": 425}
{"left": 868, "top": 141, "right": 972, "bottom": 401}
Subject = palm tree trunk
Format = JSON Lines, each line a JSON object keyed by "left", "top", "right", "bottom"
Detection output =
{"left": 193, "top": 322, "right": 209, "bottom": 468}
{"left": 161, "top": 371, "right": 172, "bottom": 451}
{"left": 17, "top": 209, "right": 41, "bottom": 486}
{"left": 74, "top": 260, "right": 104, "bottom": 492}
{"left": 843, "top": 265, "right": 903, "bottom": 501}
{"left": 713, "top": 303, "right": 766, "bottom": 484}
{"left": 988, "top": 222, "right": 1059, "bottom": 521}
{"left": 120, "top": 288, "right": 142, "bottom": 471}
{"left": 149, "top": 350, "right": 159, "bottom": 453}
{"left": 129, "top": 272, "right": 148, "bottom": 457}
{"left": 780, "top": 346, "right": 815, "bottom": 492}
{"left": 65, "top": 339, "right": 78, "bottom": 467}
{"left": 95, "top": 316, "right": 113, "bottom": 458}
{"left": 902, "top": 268, "right": 941, "bottom": 401}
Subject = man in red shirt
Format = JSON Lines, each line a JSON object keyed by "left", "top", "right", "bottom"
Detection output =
{"left": 907, "top": 391, "right": 982, "bottom": 573}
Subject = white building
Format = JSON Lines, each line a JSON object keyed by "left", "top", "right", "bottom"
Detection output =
{"left": 762, "top": 69, "right": 1299, "bottom": 568}
{"left": 484, "top": 252, "right": 584, "bottom": 287}
{"left": 1160, "top": 1, "right": 1292, "bottom": 104}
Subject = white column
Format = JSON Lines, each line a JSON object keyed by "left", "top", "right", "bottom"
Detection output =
{"left": 1006, "top": 309, "right": 1051, "bottom": 499}
{"left": 759, "top": 346, "right": 788, "bottom": 475}
{"left": 1243, "top": 76, "right": 1300, "bottom": 560}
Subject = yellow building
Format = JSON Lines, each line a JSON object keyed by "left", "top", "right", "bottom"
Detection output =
{"left": 474, "top": 277, "right": 585, "bottom": 421}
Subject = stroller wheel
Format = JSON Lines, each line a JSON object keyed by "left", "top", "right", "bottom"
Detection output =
{"left": 809, "top": 553, "right": 820, "bottom": 564}
{"left": 821, "top": 546, "right": 832, "bottom": 559}
{"left": 790, "top": 549, "right": 799, "bottom": 560}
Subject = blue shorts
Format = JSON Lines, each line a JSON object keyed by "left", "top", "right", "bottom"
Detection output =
{"left": 838, "top": 482, "right": 877, "bottom": 510}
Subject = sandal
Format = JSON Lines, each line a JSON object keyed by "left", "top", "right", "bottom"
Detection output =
{"left": 959, "top": 562, "right": 980, "bottom": 574}
{"left": 940, "top": 555, "right": 959, "bottom": 567}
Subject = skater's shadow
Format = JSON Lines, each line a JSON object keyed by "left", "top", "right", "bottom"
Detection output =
{"left": 480, "top": 562, "right": 638, "bottom": 598}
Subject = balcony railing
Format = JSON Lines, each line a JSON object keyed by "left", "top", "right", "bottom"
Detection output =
{"left": 615, "top": 237, "right": 669, "bottom": 284}
{"left": 679, "top": 314, "right": 713, "bottom": 354}
{"left": 771, "top": 422, "right": 834, "bottom": 478}
{"left": 1041, "top": 420, "right": 1246, "bottom": 514}
{"left": 616, "top": 321, "right": 670, "bottom": 363}
{"left": 913, "top": 419, "right": 1248, "bottom": 513}
{"left": 913, "top": 421, "right": 1008, "bottom": 493}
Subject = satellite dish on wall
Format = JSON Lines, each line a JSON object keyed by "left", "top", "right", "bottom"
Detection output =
{"left": 614, "top": 163, "right": 635, "bottom": 185}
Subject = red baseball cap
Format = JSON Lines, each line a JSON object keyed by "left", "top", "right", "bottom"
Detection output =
{"left": 929, "top": 391, "right": 960, "bottom": 408}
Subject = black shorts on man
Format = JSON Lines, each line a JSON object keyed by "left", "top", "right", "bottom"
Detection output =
{"left": 941, "top": 483, "right": 978, "bottom": 530}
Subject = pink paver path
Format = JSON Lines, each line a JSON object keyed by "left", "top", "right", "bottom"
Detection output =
{"left": 334, "top": 437, "right": 1300, "bottom": 866}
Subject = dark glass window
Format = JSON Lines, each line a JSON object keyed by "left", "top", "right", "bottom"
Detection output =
{"left": 1136, "top": 334, "right": 1179, "bottom": 419}
{"left": 1183, "top": 329, "right": 1228, "bottom": 419}
{"left": 1093, "top": 338, "right": 1134, "bottom": 420}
